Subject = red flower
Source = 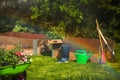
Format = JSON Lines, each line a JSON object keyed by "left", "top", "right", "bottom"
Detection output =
{"left": 15, "top": 52, "right": 24, "bottom": 56}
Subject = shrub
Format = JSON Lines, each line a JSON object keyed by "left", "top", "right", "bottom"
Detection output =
{"left": 0, "top": 48, "right": 19, "bottom": 67}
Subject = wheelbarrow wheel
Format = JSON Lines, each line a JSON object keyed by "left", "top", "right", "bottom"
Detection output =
{"left": 12, "top": 71, "right": 26, "bottom": 80}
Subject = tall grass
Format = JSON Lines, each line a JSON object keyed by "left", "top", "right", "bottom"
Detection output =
{"left": 26, "top": 55, "right": 120, "bottom": 80}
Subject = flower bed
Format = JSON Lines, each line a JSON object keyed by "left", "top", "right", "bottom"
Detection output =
{"left": 0, "top": 43, "right": 31, "bottom": 76}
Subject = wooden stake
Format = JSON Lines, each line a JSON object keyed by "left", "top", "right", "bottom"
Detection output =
{"left": 96, "top": 19, "right": 115, "bottom": 58}
{"left": 96, "top": 19, "right": 104, "bottom": 52}
{"left": 96, "top": 19, "right": 106, "bottom": 63}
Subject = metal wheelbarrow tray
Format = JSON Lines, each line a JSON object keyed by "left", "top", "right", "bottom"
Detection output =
{"left": 0, "top": 62, "right": 30, "bottom": 76}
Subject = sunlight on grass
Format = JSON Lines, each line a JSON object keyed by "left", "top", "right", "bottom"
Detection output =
{"left": 26, "top": 55, "right": 120, "bottom": 80}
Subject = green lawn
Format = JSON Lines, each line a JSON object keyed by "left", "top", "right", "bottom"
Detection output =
{"left": 26, "top": 55, "right": 120, "bottom": 80}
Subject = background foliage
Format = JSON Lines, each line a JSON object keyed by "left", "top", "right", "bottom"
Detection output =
{"left": 0, "top": 0, "right": 119, "bottom": 42}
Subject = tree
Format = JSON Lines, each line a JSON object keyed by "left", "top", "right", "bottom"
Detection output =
{"left": 96, "top": 0, "right": 120, "bottom": 42}
{"left": 30, "top": 0, "right": 88, "bottom": 34}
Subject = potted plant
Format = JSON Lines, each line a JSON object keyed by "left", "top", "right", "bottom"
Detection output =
{"left": 0, "top": 43, "right": 31, "bottom": 79}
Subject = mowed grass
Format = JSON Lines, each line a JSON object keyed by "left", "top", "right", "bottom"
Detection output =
{"left": 26, "top": 55, "right": 120, "bottom": 80}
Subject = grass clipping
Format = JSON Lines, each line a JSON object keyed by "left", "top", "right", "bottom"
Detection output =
{"left": 26, "top": 55, "right": 119, "bottom": 80}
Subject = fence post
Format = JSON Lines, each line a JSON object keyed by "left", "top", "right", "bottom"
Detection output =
{"left": 33, "top": 39, "right": 38, "bottom": 55}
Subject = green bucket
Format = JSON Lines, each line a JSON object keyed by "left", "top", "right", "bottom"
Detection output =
{"left": 0, "top": 62, "right": 31, "bottom": 76}
{"left": 75, "top": 50, "right": 92, "bottom": 64}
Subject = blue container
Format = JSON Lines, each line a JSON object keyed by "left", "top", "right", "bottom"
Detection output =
{"left": 60, "top": 44, "right": 70, "bottom": 62}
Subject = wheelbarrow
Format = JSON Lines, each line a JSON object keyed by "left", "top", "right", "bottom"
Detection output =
{"left": 0, "top": 62, "right": 31, "bottom": 80}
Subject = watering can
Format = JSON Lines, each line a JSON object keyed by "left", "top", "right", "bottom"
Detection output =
{"left": 74, "top": 50, "right": 92, "bottom": 64}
